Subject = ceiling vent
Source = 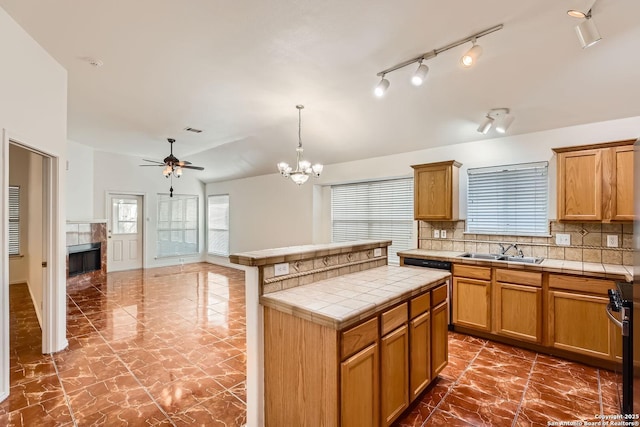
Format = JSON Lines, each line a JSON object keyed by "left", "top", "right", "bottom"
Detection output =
{"left": 184, "top": 127, "right": 203, "bottom": 133}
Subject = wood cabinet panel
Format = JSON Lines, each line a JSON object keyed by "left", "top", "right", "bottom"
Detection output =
{"left": 453, "top": 277, "right": 490, "bottom": 331}
{"left": 410, "top": 292, "right": 430, "bottom": 319}
{"left": 382, "top": 303, "right": 408, "bottom": 336}
{"left": 453, "top": 264, "right": 491, "bottom": 281}
{"left": 548, "top": 290, "right": 612, "bottom": 359}
{"left": 557, "top": 149, "right": 602, "bottom": 220}
{"left": 432, "top": 284, "right": 448, "bottom": 306}
{"left": 612, "top": 146, "right": 634, "bottom": 221}
{"left": 495, "top": 283, "right": 542, "bottom": 343}
{"left": 548, "top": 274, "right": 614, "bottom": 296}
{"left": 342, "top": 343, "right": 379, "bottom": 427}
{"left": 381, "top": 325, "right": 409, "bottom": 426}
{"left": 341, "top": 317, "right": 378, "bottom": 359}
{"left": 412, "top": 161, "right": 460, "bottom": 220}
{"left": 409, "top": 310, "right": 431, "bottom": 401}
{"left": 495, "top": 268, "right": 542, "bottom": 287}
{"left": 431, "top": 301, "right": 449, "bottom": 379}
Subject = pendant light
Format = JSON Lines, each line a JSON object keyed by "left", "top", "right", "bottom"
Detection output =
{"left": 276, "top": 105, "right": 323, "bottom": 185}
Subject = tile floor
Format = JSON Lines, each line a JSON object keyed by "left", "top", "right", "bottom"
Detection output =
{"left": 1, "top": 262, "right": 623, "bottom": 426}
{"left": 394, "top": 333, "right": 621, "bottom": 427}
{"left": 2, "top": 263, "right": 247, "bottom": 426}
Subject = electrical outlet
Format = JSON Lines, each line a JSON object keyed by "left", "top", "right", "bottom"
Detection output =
{"left": 274, "top": 263, "right": 290, "bottom": 276}
{"left": 433, "top": 230, "right": 440, "bottom": 238}
{"left": 373, "top": 248, "right": 382, "bottom": 257}
{"left": 555, "top": 233, "right": 571, "bottom": 246}
{"left": 607, "top": 235, "right": 619, "bottom": 248}
{"left": 441, "top": 230, "right": 447, "bottom": 239}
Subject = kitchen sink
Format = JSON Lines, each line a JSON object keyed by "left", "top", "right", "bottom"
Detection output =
{"left": 458, "top": 253, "right": 544, "bottom": 264}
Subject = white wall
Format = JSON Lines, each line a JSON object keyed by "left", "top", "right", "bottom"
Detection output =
{"left": 0, "top": 4, "right": 68, "bottom": 400}
{"left": 206, "top": 116, "right": 640, "bottom": 256}
{"left": 66, "top": 140, "right": 94, "bottom": 220}
{"left": 91, "top": 150, "right": 207, "bottom": 268}
{"left": 26, "top": 153, "right": 43, "bottom": 325}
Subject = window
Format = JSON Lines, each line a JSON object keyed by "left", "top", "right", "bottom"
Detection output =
{"left": 157, "top": 194, "right": 199, "bottom": 257}
{"left": 466, "top": 161, "right": 548, "bottom": 236}
{"left": 331, "top": 178, "right": 413, "bottom": 265}
{"left": 111, "top": 197, "right": 138, "bottom": 234}
{"left": 9, "top": 186, "right": 20, "bottom": 256}
{"left": 208, "top": 194, "right": 230, "bottom": 256}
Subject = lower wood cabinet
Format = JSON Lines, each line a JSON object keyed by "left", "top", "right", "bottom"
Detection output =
{"left": 380, "top": 325, "right": 409, "bottom": 426}
{"left": 453, "top": 276, "right": 491, "bottom": 331}
{"left": 494, "top": 269, "right": 542, "bottom": 344}
{"left": 342, "top": 343, "right": 379, "bottom": 427}
{"left": 264, "top": 281, "right": 449, "bottom": 426}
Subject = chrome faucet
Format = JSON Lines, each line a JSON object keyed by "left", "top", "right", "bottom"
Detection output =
{"left": 499, "top": 243, "right": 521, "bottom": 257}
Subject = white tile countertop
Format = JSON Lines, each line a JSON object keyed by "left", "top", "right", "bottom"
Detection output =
{"left": 398, "top": 249, "right": 633, "bottom": 282}
{"left": 260, "top": 265, "right": 450, "bottom": 330}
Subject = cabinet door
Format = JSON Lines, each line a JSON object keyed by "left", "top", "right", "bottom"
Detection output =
{"left": 413, "top": 162, "right": 459, "bottom": 220}
{"left": 380, "top": 325, "right": 409, "bottom": 426}
{"left": 341, "top": 343, "right": 379, "bottom": 427}
{"left": 495, "top": 283, "right": 542, "bottom": 343}
{"left": 611, "top": 146, "right": 634, "bottom": 221}
{"left": 453, "top": 277, "right": 491, "bottom": 331}
{"left": 431, "top": 301, "right": 449, "bottom": 379}
{"left": 557, "top": 149, "right": 602, "bottom": 220}
{"left": 409, "top": 311, "right": 430, "bottom": 402}
{"left": 548, "top": 290, "right": 612, "bottom": 359}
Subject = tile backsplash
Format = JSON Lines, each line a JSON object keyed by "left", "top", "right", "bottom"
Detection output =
{"left": 418, "top": 220, "right": 633, "bottom": 266}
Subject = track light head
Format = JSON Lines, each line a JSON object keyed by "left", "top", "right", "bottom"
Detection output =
{"left": 495, "top": 114, "right": 515, "bottom": 133}
{"left": 477, "top": 116, "right": 494, "bottom": 134}
{"left": 567, "top": 9, "right": 588, "bottom": 18}
{"left": 575, "top": 15, "right": 601, "bottom": 48}
{"left": 374, "top": 76, "right": 390, "bottom": 97}
{"left": 461, "top": 40, "right": 483, "bottom": 68}
{"left": 411, "top": 62, "right": 429, "bottom": 86}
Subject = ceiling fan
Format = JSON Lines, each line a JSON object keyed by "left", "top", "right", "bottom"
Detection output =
{"left": 140, "top": 138, "right": 204, "bottom": 197}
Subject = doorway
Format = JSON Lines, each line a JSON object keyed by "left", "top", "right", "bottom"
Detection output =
{"left": 107, "top": 193, "right": 144, "bottom": 272}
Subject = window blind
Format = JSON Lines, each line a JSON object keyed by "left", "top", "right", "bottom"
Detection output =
{"left": 467, "top": 162, "right": 548, "bottom": 236}
{"left": 208, "top": 194, "right": 230, "bottom": 256}
{"left": 157, "top": 194, "right": 199, "bottom": 257}
{"left": 9, "top": 186, "right": 20, "bottom": 256}
{"left": 331, "top": 178, "right": 413, "bottom": 265}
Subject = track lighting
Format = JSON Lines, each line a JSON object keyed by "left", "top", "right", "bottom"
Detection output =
{"left": 411, "top": 61, "right": 429, "bottom": 86}
{"left": 461, "top": 39, "right": 482, "bottom": 68}
{"left": 477, "top": 108, "right": 514, "bottom": 135}
{"left": 374, "top": 24, "right": 503, "bottom": 97}
{"left": 374, "top": 76, "right": 390, "bottom": 97}
{"left": 567, "top": 1, "right": 601, "bottom": 49}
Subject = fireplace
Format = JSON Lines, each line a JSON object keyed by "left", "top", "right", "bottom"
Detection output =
{"left": 68, "top": 243, "right": 101, "bottom": 277}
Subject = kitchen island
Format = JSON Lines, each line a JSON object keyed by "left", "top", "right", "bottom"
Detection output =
{"left": 229, "top": 240, "right": 450, "bottom": 427}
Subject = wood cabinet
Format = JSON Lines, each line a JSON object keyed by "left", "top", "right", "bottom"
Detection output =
{"left": 342, "top": 343, "right": 379, "bottom": 427}
{"left": 412, "top": 160, "right": 461, "bottom": 221}
{"left": 547, "top": 274, "right": 616, "bottom": 360}
{"left": 264, "top": 281, "right": 449, "bottom": 427}
{"left": 494, "top": 269, "right": 542, "bottom": 343}
{"left": 554, "top": 139, "right": 635, "bottom": 221}
{"left": 452, "top": 264, "right": 491, "bottom": 331}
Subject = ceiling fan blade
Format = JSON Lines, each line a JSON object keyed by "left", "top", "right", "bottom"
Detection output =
{"left": 139, "top": 164, "right": 165, "bottom": 167}
{"left": 182, "top": 165, "right": 205, "bottom": 171}
{"left": 142, "top": 159, "right": 165, "bottom": 164}
{"left": 177, "top": 160, "right": 192, "bottom": 166}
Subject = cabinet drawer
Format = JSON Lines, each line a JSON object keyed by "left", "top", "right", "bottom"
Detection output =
{"left": 410, "top": 292, "right": 430, "bottom": 319}
{"left": 382, "top": 303, "right": 408, "bottom": 336}
{"left": 548, "top": 274, "right": 614, "bottom": 296}
{"left": 453, "top": 264, "right": 491, "bottom": 280}
{"left": 341, "top": 317, "right": 378, "bottom": 360}
{"left": 432, "top": 284, "right": 447, "bottom": 306}
{"left": 495, "top": 269, "right": 542, "bottom": 287}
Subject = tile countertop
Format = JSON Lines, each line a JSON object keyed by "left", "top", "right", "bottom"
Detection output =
{"left": 397, "top": 249, "right": 634, "bottom": 283}
{"left": 260, "top": 265, "right": 450, "bottom": 330}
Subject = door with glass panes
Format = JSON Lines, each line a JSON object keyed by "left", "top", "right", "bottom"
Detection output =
{"left": 107, "top": 194, "right": 143, "bottom": 272}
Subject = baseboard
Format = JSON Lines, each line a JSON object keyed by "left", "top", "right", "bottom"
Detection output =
{"left": 9, "top": 280, "right": 27, "bottom": 285}
{"left": 25, "top": 281, "right": 43, "bottom": 329}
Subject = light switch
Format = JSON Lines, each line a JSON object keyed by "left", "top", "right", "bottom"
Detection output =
{"left": 374, "top": 248, "right": 382, "bottom": 257}
{"left": 555, "top": 233, "right": 571, "bottom": 246}
{"left": 433, "top": 230, "right": 440, "bottom": 238}
{"left": 607, "top": 235, "right": 619, "bottom": 248}
{"left": 441, "top": 230, "right": 447, "bottom": 239}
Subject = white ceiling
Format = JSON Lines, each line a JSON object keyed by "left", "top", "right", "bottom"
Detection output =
{"left": 1, "top": 0, "right": 639, "bottom": 182}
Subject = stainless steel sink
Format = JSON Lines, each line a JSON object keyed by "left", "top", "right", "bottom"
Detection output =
{"left": 458, "top": 253, "right": 544, "bottom": 264}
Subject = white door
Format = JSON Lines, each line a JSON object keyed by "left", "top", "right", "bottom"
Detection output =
{"left": 107, "top": 195, "right": 143, "bottom": 272}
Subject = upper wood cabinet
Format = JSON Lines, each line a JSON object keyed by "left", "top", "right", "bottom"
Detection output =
{"left": 554, "top": 140, "right": 635, "bottom": 221}
{"left": 412, "top": 160, "right": 461, "bottom": 221}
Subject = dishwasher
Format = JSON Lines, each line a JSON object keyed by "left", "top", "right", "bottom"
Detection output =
{"left": 403, "top": 257, "right": 453, "bottom": 330}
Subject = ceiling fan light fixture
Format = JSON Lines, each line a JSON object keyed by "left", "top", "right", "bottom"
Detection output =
{"left": 140, "top": 138, "right": 204, "bottom": 196}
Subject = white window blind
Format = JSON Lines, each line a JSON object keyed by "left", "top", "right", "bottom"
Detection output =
{"left": 331, "top": 178, "right": 413, "bottom": 265}
{"left": 467, "top": 161, "right": 548, "bottom": 236}
{"left": 157, "top": 194, "right": 199, "bottom": 257}
{"left": 208, "top": 194, "right": 230, "bottom": 256}
{"left": 9, "top": 186, "right": 20, "bottom": 256}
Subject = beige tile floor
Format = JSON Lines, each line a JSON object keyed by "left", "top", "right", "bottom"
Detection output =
{"left": 1, "top": 262, "right": 623, "bottom": 426}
